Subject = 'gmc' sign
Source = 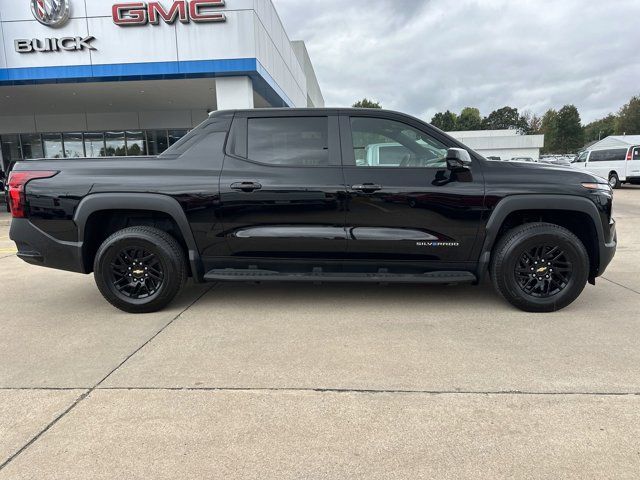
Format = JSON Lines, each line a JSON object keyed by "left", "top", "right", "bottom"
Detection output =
{"left": 113, "top": 0, "right": 226, "bottom": 26}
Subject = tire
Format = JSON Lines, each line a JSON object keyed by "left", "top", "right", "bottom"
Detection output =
{"left": 490, "top": 223, "right": 589, "bottom": 313}
{"left": 94, "top": 226, "right": 187, "bottom": 314}
{"left": 609, "top": 173, "right": 621, "bottom": 189}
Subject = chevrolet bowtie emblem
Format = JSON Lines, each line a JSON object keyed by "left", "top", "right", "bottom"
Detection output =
{"left": 536, "top": 267, "right": 548, "bottom": 273}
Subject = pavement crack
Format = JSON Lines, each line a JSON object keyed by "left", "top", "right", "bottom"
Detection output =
{"left": 602, "top": 276, "right": 640, "bottom": 295}
{"left": 0, "top": 390, "right": 91, "bottom": 471}
{"left": 0, "top": 284, "right": 216, "bottom": 473}
{"left": 85, "top": 387, "right": 640, "bottom": 397}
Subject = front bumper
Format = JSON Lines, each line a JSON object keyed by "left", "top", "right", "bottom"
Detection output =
{"left": 10, "top": 218, "right": 85, "bottom": 274}
{"left": 598, "top": 219, "right": 617, "bottom": 277}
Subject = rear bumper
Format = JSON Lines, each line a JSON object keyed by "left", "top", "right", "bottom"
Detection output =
{"left": 9, "top": 218, "right": 85, "bottom": 274}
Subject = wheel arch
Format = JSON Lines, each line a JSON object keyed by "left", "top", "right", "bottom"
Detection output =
{"left": 74, "top": 193, "right": 203, "bottom": 281}
{"left": 477, "top": 195, "right": 605, "bottom": 282}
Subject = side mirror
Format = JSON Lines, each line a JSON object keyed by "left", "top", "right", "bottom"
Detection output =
{"left": 446, "top": 148, "right": 472, "bottom": 170}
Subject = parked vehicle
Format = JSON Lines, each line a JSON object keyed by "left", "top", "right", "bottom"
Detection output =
{"left": 573, "top": 146, "right": 640, "bottom": 188}
{"left": 8, "top": 108, "right": 616, "bottom": 314}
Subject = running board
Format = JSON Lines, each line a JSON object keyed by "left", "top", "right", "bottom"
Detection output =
{"left": 204, "top": 269, "right": 477, "bottom": 284}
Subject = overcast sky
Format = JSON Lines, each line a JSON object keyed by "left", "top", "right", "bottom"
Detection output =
{"left": 272, "top": 0, "right": 640, "bottom": 124}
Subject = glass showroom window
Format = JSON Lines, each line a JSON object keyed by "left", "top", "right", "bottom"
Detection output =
{"left": 146, "top": 130, "right": 169, "bottom": 155}
{"left": 125, "top": 131, "right": 146, "bottom": 156}
{"left": 1, "top": 134, "right": 22, "bottom": 164}
{"left": 63, "top": 132, "right": 86, "bottom": 158}
{"left": 43, "top": 133, "right": 64, "bottom": 159}
{"left": 105, "top": 131, "right": 126, "bottom": 157}
{"left": 20, "top": 134, "right": 44, "bottom": 160}
{"left": 168, "top": 129, "right": 189, "bottom": 146}
{"left": 84, "top": 132, "right": 105, "bottom": 157}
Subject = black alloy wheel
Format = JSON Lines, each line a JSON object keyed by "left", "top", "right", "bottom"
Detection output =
{"left": 94, "top": 226, "right": 187, "bottom": 314}
{"left": 491, "top": 222, "right": 589, "bottom": 313}
{"left": 515, "top": 244, "right": 573, "bottom": 298}
{"left": 109, "top": 247, "right": 165, "bottom": 300}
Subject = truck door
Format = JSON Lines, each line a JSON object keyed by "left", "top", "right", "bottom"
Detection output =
{"left": 219, "top": 112, "right": 347, "bottom": 265}
{"left": 340, "top": 113, "right": 485, "bottom": 266}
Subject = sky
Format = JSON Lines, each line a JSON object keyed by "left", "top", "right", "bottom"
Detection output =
{"left": 272, "top": 0, "right": 640, "bottom": 124}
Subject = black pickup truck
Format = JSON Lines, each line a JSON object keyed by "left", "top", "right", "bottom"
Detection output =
{"left": 7, "top": 108, "right": 616, "bottom": 313}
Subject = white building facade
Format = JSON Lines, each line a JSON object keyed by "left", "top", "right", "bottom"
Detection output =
{"left": 449, "top": 129, "right": 545, "bottom": 161}
{"left": 0, "top": 0, "right": 324, "bottom": 170}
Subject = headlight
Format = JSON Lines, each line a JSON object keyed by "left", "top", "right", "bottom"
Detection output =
{"left": 582, "top": 182, "right": 612, "bottom": 192}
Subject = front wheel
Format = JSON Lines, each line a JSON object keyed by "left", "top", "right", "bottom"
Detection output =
{"left": 94, "top": 226, "right": 187, "bottom": 314}
{"left": 491, "top": 223, "right": 589, "bottom": 312}
{"left": 609, "top": 173, "right": 621, "bottom": 189}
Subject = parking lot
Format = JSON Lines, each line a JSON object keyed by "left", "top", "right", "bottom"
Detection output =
{"left": 1, "top": 187, "right": 639, "bottom": 479}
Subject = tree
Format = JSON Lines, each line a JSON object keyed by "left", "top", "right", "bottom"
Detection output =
{"left": 456, "top": 107, "right": 482, "bottom": 131}
{"left": 555, "top": 105, "right": 584, "bottom": 153}
{"left": 521, "top": 110, "right": 542, "bottom": 134}
{"left": 352, "top": 98, "right": 382, "bottom": 109}
{"left": 615, "top": 95, "right": 640, "bottom": 135}
{"left": 482, "top": 106, "right": 528, "bottom": 132}
{"left": 540, "top": 109, "right": 559, "bottom": 153}
{"left": 430, "top": 110, "right": 458, "bottom": 131}
{"left": 584, "top": 114, "right": 617, "bottom": 144}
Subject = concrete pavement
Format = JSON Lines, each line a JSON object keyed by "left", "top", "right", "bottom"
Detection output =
{"left": 1, "top": 188, "right": 639, "bottom": 478}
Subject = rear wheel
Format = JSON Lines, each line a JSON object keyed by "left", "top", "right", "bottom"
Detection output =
{"left": 609, "top": 172, "right": 621, "bottom": 189}
{"left": 94, "top": 226, "right": 187, "bottom": 314}
{"left": 491, "top": 223, "right": 589, "bottom": 312}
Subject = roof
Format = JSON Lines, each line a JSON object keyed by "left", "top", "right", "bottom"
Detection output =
{"left": 589, "top": 135, "right": 640, "bottom": 150}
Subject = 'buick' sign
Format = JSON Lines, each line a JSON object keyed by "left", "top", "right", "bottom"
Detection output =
{"left": 15, "top": 36, "right": 97, "bottom": 53}
{"left": 31, "top": 0, "right": 71, "bottom": 27}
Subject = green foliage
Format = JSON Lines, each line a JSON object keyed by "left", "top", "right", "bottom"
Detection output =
{"left": 482, "top": 106, "right": 528, "bottom": 132}
{"left": 584, "top": 114, "right": 616, "bottom": 144}
{"left": 615, "top": 96, "right": 640, "bottom": 135}
{"left": 357, "top": 93, "right": 640, "bottom": 150}
{"left": 352, "top": 98, "right": 382, "bottom": 109}
{"left": 430, "top": 110, "right": 458, "bottom": 131}
{"left": 555, "top": 105, "right": 584, "bottom": 153}
{"left": 456, "top": 107, "right": 482, "bottom": 131}
{"left": 540, "top": 109, "right": 559, "bottom": 153}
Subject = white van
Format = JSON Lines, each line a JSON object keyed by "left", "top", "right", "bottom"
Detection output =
{"left": 573, "top": 145, "right": 640, "bottom": 188}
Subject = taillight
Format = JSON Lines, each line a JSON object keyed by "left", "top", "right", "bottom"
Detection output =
{"left": 7, "top": 171, "right": 58, "bottom": 218}
{"left": 627, "top": 149, "right": 633, "bottom": 161}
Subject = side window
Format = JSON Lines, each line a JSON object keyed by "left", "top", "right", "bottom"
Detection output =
{"left": 247, "top": 117, "right": 329, "bottom": 166}
{"left": 590, "top": 151, "right": 605, "bottom": 162}
{"left": 350, "top": 117, "right": 449, "bottom": 168}
{"left": 576, "top": 151, "right": 588, "bottom": 163}
{"left": 633, "top": 147, "right": 640, "bottom": 160}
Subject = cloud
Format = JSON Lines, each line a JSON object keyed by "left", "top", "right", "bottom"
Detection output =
{"left": 273, "top": 0, "right": 640, "bottom": 123}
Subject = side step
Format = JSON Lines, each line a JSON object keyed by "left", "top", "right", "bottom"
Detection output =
{"left": 204, "top": 268, "right": 477, "bottom": 285}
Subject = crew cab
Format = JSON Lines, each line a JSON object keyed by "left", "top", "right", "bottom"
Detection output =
{"left": 8, "top": 108, "right": 617, "bottom": 314}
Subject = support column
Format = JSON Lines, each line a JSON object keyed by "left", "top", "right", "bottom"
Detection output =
{"left": 215, "top": 76, "right": 254, "bottom": 110}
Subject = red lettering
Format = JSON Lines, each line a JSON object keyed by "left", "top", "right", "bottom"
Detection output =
{"left": 112, "top": 3, "right": 148, "bottom": 25}
{"left": 113, "top": 1, "right": 226, "bottom": 26}
{"left": 148, "top": 1, "right": 188, "bottom": 24}
{"left": 190, "top": 0, "right": 226, "bottom": 23}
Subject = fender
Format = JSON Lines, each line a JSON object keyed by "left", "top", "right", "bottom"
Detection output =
{"left": 476, "top": 195, "right": 606, "bottom": 281}
{"left": 73, "top": 193, "right": 203, "bottom": 281}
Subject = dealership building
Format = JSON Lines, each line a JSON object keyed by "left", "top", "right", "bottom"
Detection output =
{"left": 0, "top": 0, "right": 324, "bottom": 172}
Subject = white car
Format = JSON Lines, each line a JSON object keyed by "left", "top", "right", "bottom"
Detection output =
{"left": 573, "top": 146, "right": 640, "bottom": 188}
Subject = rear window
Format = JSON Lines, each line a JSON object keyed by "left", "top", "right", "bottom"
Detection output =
{"left": 247, "top": 117, "right": 329, "bottom": 167}
{"left": 634, "top": 147, "right": 640, "bottom": 160}
{"left": 589, "top": 149, "right": 628, "bottom": 162}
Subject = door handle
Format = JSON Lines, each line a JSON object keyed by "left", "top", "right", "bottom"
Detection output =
{"left": 351, "top": 184, "right": 383, "bottom": 193}
{"left": 231, "top": 182, "right": 262, "bottom": 192}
